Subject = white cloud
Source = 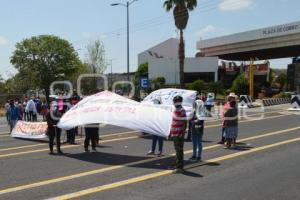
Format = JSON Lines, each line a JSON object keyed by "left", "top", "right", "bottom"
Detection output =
{"left": 219, "top": 0, "right": 253, "bottom": 11}
{"left": 0, "top": 36, "right": 9, "bottom": 46}
{"left": 195, "top": 25, "right": 216, "bottom": 37}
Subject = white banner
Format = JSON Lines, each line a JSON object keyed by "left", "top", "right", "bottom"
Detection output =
{"left": 142, "top": 88, "right": 197, "bottom": 118}
{"left": 11, "top": 121, "right": 48, "bottom": 139}
{"left": 58, "top": 91, "right": 173, "bottom": 137}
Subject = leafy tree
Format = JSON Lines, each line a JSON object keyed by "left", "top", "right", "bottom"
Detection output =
{"left": 10, "top": 35, "right": 83, "bottom": 102}
{"left": 230, "top": 74, "right": 248, "bottom": 95}
{"left": 206, "top": 81, "right": 224, "bottom": 97}
{"left": 134, "top": 62, "right": 148, "bottom": 80}
{"left": 187, "top": 80, "right": 206, "bottom": 93}
{"left": 133, "top": 62, "right": 149, "bottom": 99}
{"left": 151, "top": 76, "right": 166, "bottom": 90}
{"left": 86, "top": 39, "right": 107, "bottom": 74}
{"left": 275, "top": 73, "right": 287, "bottom": 90}
{"left": 164, "top": 0, "right": 197, "bottom": 88}
{"left": 0, "top": 75, "right": 6, "bottom": 93}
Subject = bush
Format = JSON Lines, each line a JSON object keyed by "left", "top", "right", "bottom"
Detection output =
{"left": 272, "top": 92, "right": 290, "bottom": 98}
{"left": 187, "top": 80, "right": 206, "bottom": 93}
{"left": 151, "top": 76, "right": 166, "bottom": 90}
{"left": 230, "top": 74, "right": 248, "bottom": 95}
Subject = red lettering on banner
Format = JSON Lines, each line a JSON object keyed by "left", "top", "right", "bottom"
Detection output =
{"left": 83, "top": 107, "right": 101, "bottom": 113}
{"left": 14, "top": 121, "right": 48, "bottom": 136}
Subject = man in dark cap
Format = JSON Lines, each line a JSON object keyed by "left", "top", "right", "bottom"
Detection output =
{"left": 169, "top": 95, "right": 187, "bottom": 173}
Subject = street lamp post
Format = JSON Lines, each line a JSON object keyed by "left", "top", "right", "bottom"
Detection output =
{"left": 111, "top": 0, "right": 138, "bottom": 81}
{"left": 109, "top": 59, "right": 113, "bottom": 89}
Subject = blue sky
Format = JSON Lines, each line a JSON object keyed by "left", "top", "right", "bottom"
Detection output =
{"left": 0, "top": 0, "right": 299, "bottom": 79}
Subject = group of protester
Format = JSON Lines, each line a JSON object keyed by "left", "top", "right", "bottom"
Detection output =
{"left": 45, "top": 92, "right": 102, "bottom": 154}
{"left": 146, "top": 92, "right": 238, "bottom": 173}
{"left": 4, "top": 97, "right": 49, "bottom": 132}
{"left": 4, "top": 90, "right": 238, "bottom": 174}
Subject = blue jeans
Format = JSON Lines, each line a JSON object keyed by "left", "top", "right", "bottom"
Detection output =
{"left": 192, "top": 133, "right": 203, "bottom": 159}
{"left": 151, "top": 135, "right": 164, "bottom": 152}
{"left": 187, "top": 120, "right": 192, "bottom": 140}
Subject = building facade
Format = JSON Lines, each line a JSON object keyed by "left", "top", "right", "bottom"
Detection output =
{"left": 138, "top": 38, "right": 219, "bottom": 85}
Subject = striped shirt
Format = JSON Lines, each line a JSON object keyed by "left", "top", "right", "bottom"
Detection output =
{"left": 170, "top": 106, "right": 187, "bottom": 137}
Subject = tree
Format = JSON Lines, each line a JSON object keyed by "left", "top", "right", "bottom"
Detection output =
{"left": 275, "top": 73, "right": 287, "bottom": 90}
{"left": 10, "top": 35, "right": 83, "bottom": 102}
{"left": 0, "top": 75, "right": 6, "bottom": 93}
{"left": 206, "top": 81, "right": 224, "bottom": 97}
{"left": 187, "top": 80, "right": 206, "bottom": 93}
{"left": 134, "top": 62, "right": 148, "bottom": 81}
{"left": 230, "top": 74, "right": 248, "bottom": 95}
{"left": 86, "top": 40, "right": 107, "bottom": 74}
{"left": 133, "top": 62, "right": 149, "bottom": 98}
{"left": 151, "top": 76, "right": 166, "bottom": 90}
{"left": 164, "top": 0, "right": 197, "bottom": 88}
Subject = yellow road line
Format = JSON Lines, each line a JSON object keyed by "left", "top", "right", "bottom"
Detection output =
{"left": 0, "top": 126, "right": 299, "bottom": 195}
{"left": 0, "top": 144, "right": 46, "bottom": 152}
{"left": 0, "top": 113, "right": 289, "bottom": 154}
{"left": 205, "top": 112, "right": 291, "bottom": 128}
{"left": 0, "top": 111, "right": 287, "bottom": 153}
{"left": 0, "top": 112, "right": 293, "bottom": 158}
{"left": 0, "top": 136, "right": 139, "bottom": 159}
{"left": 52, "top": 137, "right": 300, "bottom": 200}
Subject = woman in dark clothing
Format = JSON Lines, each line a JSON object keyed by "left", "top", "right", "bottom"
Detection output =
{"left": 223, "top": 100, "right": 238, "bottom": 149}
{"left": 46, "top": 106, "right": 63, "bottom": 155}
{"left": 84, "top": 124, "right": 99, "bottom": 152}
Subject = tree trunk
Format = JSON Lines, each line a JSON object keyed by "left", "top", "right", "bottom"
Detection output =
{"left": 44, "top": 87, "right": 50, "bottom": 104}
{"left": 179, "top": 29, "right": 185, "bottom": 88}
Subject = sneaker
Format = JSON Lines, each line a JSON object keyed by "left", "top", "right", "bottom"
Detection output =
{"left": 157, "top": 151, "right": 163, "bottom": 156}
{"left": 49, "top": 151, "right": 54, "bottom": 155}
{"left": 167, "top": 165, "right": 176, "bottom": 170}
{"left": 84, "top": 148, "right": 90, "bottom": 153}
{"left": 196, "top": 157, "right": 202, "bottom": 162}
{"left": 173, "top": 168, "right": 184, "bottom": 174}
{"left": 189, "top": 156, "right": 197, "bottom": 161}
{"left": 57, "top": 150, "right": 63, "bottom": 154}
{"left": 147, "top": 151, "right": 154, "bottom": 155}
{"left": 92, "top": 148, "right": 97, "bottom": 152}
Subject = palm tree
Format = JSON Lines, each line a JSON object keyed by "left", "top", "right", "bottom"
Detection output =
{"left": 163, "top": 0, "right": 197, "bottom": 88}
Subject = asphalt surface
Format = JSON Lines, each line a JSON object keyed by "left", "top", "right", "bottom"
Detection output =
{"left": 0, "top": 104, "right": 299, "bottom": 200}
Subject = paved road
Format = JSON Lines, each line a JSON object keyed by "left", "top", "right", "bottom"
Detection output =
{"left": 0, "top": 104, "right": 299, "bottom": 200}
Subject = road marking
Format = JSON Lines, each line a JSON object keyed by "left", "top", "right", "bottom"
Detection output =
{"left": 205, "top": 112, "right": 291, "bottom": 128}
{"left": 0, "top": 130, "right": 139, "bottom": 152}
{"left": 0, "top": 136, "right": 139, "bottom": 159}
{"left": 0, "top": 144, "right": 47, "bottom": 152}
{"left": 0, "top": 126, "right": 299, "bottom": 195}
{"left": 50, "top": 137, "right": 300, "bottom": 200}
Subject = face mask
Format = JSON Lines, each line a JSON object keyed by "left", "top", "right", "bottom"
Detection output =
{"left": 175, "top": 105, "right": 181, "bottom": 109}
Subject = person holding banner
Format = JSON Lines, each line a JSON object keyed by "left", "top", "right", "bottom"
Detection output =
{"left": 147, "top": 98, "right": 164, "bottom": 156}
{"left": 46, "top": 106, "right": 63, "bottom": 155}
{"left": 84, "top": 124, "right": 99, "bottom": 152}
{"left": 190, "top": 99, "right": 205, "bottom": 162}
{"left": 169, "top": 96, "right": 187, "bottom": 173}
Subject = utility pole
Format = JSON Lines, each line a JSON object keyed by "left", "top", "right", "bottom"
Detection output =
{"left": 111, "top": 0, "right": 138, "bottom": 81}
